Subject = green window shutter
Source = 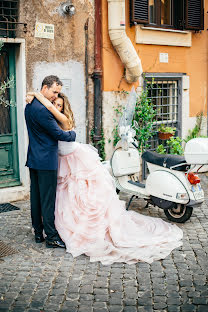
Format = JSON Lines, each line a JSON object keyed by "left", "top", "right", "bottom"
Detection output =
{"left": 130, "top": 0, "right": 149, "bottom": 25}
{"left": 185, "top": 0, "right": 204, "bottom": 30}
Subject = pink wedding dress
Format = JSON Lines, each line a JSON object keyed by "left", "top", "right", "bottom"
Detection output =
{"left": 55, "top": 141, "right": 183, "bottom": 265}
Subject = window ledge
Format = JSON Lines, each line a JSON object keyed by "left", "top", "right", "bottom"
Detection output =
{"left": 141, "top": 26, "right": 190, "bottom": 34}
{"left": 136, "top": 25, "right": 192, "bottom": 47}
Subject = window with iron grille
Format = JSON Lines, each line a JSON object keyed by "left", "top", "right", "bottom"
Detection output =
{"left": 0, "top": 0, "right": 19, "bottom": 37}
{"left": 142, "top": 75, "right": 182, "bottom": 177}
{"left": 130, "top": 0, "right": 204, "bottom": 31}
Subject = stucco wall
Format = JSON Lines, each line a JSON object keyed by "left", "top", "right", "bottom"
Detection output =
{"left": 102, "top": 0, "right": 208, "bottom": 158}
{"left": 0, "top": 0, "right": 95, "bottom": 202}
{"left": 19, "top": 0, "right": 95, "bottom": 142}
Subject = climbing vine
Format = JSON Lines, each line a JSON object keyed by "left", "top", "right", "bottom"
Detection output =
{"left": 90, "top": 128, "right": 106, "bottom": 161}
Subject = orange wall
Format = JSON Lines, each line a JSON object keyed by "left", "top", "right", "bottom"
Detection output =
{"left": 102, "top": 0, "right": 208, "bottom": 116}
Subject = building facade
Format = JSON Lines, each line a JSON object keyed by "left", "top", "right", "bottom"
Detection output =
{"left": 0, "top": 0, "right": 207, "bottom": 202}
{"left": 0, "top": 0, "right": 95, "bottom": 202}
{"left": 102, "top": 0, "right": 208, "bottom": 158}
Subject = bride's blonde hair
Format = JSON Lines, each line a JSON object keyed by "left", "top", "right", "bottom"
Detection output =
{"left": 58, "top": 93, "right": 75, "bottom": 129}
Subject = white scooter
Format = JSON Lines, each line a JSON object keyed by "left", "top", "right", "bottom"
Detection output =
{"left": 106, "top": 89, "right": 207, "bottom": 223}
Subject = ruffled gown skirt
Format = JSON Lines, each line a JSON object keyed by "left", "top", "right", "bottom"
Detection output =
{"left": 55, "top": 142, "right": 183, "bottom": 265}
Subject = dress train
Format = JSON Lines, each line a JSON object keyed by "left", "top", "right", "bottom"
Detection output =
{"left": 55, "top": 142, "right": 183, "bottom": 265}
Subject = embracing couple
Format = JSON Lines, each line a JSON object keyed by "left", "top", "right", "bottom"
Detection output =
{"left": 25, "top": 75, "right": 183, "bottom": 265}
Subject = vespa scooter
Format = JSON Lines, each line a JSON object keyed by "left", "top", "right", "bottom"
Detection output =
{"left": 108, "top": 90, "right": 206, "bottom": 223}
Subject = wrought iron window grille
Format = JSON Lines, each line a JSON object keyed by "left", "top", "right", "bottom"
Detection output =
{"left": 142, "top": 75, "right": 182, "bottom": 178}
{"left": 0, "top": 0, "right": 27, "bottom": 38}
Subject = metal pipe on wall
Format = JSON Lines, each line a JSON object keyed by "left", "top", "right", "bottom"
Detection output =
{"left": 84, "top": 18, "right": 89, "bottom": 143}
{"left": 92, "top": 0, "right": 103, "bottom": 152}
{"left": 107, "top": 0, "right": 143, "bottom": 83}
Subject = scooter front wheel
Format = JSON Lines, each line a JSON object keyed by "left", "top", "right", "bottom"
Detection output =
{"left": 164, "top": 204, "right": 193, "bottom": 223}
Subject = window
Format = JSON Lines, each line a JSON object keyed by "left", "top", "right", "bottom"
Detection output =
{"left": 130, "top": 0, "right": 204, "bottom": 31}
{"left": 144, "top": 76, "right": 182, "bottom": 150}
{"left": 142, "top": 75, "right": 182, "bottom": 178}
{"left": 147, "top": 79, "right": 179, "bottom": 126}
{"left": 149, "top": 0, "right": 172, "bottom": 26}
{"left": 0, "top": 0, "right": 26, "bottom": 38}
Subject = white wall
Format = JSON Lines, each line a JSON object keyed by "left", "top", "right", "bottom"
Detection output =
{"left": 32, "top": 60, "right": 86, "bottom": 143}
{"left": 181, "top": 76, "right": 207, "bottom": 144}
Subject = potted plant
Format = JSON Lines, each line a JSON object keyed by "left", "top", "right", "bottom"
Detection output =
{"left": 158, "top": 124, "right": 176, "bottom": 140}
{"left": 156, "top": 136, "right": 184, "bottom": 155}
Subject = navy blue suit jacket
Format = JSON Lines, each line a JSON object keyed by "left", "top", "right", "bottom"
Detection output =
{"left": 25, "top": 98, "right": 76, "bottom": 170}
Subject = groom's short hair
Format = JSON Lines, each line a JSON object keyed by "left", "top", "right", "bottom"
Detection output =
{"left": 41, "top": 75, "right": 63, "bottom": 89}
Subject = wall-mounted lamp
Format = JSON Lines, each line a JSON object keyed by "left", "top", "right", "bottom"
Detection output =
{"left": 61, "top": 1, "right": 75, "bottom": 16}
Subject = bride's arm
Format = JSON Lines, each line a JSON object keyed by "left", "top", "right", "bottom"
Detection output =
{"left": 28, "top": 92, "right": 71, "bottom": 130}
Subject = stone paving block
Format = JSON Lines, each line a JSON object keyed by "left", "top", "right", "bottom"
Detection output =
{"left": 79, "top": 294, "right": 94, "bottom": 301}
{"left": 108, "top": 305, "right": 123, "bottom": 312}
{"left": 198, "top": 306, "right": 208, "bottom": 312}
{"left": 94, "top": 288, "right": 108, "bottom": 295}
{"left": 180, "top": 303, "right": 197, "bottom": 311}
{"left": 63, "top": 299, "right": 79, "bottom": 307}
{"left": 109, "top": 283, "right": 123, "bottom": 292}
{"left": 137, "top": 306, "right": 153, "bottom": 312}
{"left": 166, "top": 306, "right": 180, "bottom": 312}
{"left": 153, "top": 302, "right": 167, "bottom": 309}
{"left": 109, "top": 297, "right": 123, "bottom": 305}
{"left": 80, "top": 285, "right": 93, "bottom": 294}
{"left": 123, "top": 306, "right": 137, "bottom": 312}
{"left": 94, "top": 294, "right": 109, "bottom": 302}
{"left": 110, "top": 291, "right": 123, "bottom": 298}
{"left": 1, "top": 178, "right": 208, "bottom": 312}
{"left": 78, "top": 306, "right": 93, "bottom": 312}
{"left": 123, "top": 298, "right": 137, "bottom": 306}
{"left": 61, "top": 306, "right": 78, "bottom": 312}
{"left": 93, "top": 302, "right": 107, "bottom": 309}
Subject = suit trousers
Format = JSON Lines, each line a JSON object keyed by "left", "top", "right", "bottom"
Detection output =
{"left": 29, "top": 168, "right": 59, "bottom": 241}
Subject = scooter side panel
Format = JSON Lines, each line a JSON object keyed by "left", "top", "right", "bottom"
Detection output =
{"left": 146, "top": 170, "right": 189, "bottom": 204}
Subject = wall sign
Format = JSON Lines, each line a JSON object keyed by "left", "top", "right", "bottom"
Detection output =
{"left": 159, "top": 53, "right": 169, "bottom": 63}
{"left": 35, "top": 22, "right": 54, "bottom": 39}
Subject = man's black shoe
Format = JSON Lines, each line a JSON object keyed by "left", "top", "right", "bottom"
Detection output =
{"left": 35, "top": 234, "right": 45, "bottom": 243}
{"left": 46, "top": 239, "right": 66, "bottom": 248}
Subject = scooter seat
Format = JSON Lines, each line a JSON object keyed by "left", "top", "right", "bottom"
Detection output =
{"left": 142, "top": 151, "right": 190, "bottom": 171}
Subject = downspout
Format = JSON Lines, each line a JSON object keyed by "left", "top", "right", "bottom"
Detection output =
{"left": 107, "top": 0, "right": 143, "bottom": 83}
{"left": 92, "top": 0, "right": 103, "bottom": 152}
{"left": 84, "top": 18, "right": 89, "bottom": 143}
{"left": 207, "top": 10, "right": 208, "bottom": 136}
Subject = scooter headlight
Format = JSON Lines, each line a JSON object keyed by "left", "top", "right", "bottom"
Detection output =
{"left": 176, "top": 193, "right": 189, "bottom": 200}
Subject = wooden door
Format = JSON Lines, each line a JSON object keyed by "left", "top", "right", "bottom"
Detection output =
{"left": 0, "top": 44, "right": 20, "bottom": 188}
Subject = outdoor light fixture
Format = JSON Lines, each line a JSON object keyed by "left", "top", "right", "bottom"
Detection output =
{"left": 61, "top": 1, "right": 76, "bottom": 16}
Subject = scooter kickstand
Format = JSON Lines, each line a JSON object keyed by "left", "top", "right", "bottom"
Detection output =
{"left": 126, "top": 195, "right": 135, "bottom": 210}
{"left": 144, "top": 201, "right": 149, "bottom": 208}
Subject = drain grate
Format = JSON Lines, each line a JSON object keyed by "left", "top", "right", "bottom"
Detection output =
{"left": 0, "top": 240, "right": 18, "bottom": 258}
{"left": 0, "top": 203, "right": 20, "bottom": 214}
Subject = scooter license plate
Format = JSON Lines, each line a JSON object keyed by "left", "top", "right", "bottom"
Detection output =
{"left": 191, "top": 184, "right": 204, "bottom": 200}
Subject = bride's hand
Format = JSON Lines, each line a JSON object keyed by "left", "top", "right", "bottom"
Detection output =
{"left": 26, "top": 94, "right": 34, "bottom": 104}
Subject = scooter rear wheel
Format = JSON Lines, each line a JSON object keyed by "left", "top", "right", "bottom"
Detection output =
{"left": 164, "top": 204, "right": 193, "bottom": 223}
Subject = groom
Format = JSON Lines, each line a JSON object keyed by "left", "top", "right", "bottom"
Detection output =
{"left": 25, "top": 75, "right": 76, "bottom": 248}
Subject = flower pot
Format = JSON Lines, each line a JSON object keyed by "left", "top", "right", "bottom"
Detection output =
{"left": 158, "top": 131, "right": 174, "bottom": 140}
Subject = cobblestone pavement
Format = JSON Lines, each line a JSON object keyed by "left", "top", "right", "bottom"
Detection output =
{"left": 0, "top": 174, "right": 207, "bottom": 312}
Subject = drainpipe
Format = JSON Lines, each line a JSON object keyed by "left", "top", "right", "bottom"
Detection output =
{"left": 207, "top": 11, "right": 208, "bottom": 136}
{"left": 92, "top": 0, "right": 102, "bottom": 152}
{"left": 107, "top": 0, "right": 143, "bottom": 83}
{"left": 84, "top": 18, "right": 89, "bottom": 143}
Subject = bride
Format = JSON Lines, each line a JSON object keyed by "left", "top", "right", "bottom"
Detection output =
{"left": 27, "top": 92, "right": 183, "bottom": 265}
